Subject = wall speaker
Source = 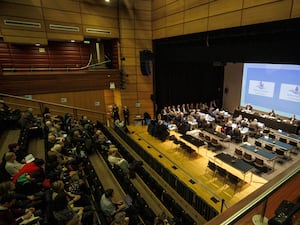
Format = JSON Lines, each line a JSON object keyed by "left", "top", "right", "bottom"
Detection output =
{"left": 140, "top": 50, "right": 153, "bottom": 76}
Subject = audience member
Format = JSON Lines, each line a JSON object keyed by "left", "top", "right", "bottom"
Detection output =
{"left": 108, "top": 148, "right": 130, "bottom": 174}
{"left": 123, "top": 106, "right": 130, "bottom": 126}
{"left": 8, "top": 143, "right": 26, "bottom": 164}
{"left": 268, "top": 109, "right": 276, "bottom": 117}
{"left": 112, "top": 104, "right": 120, "bottom": 122}
{"left": 0, "top": 193, "right": 36, "bottom": 225}
{"left": 5, "top": 152, "right": 24, "bottom": 176}
{"left": 100, "top": 189, "right": 126, "bottom": 217}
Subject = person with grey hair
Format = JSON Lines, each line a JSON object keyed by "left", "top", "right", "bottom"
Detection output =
{"left": 5, "top": 152, "right": 24, "bottom": 176}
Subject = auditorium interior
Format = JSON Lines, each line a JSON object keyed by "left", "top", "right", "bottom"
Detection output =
{"left": 0, "top": 1, "right": 300, "bottom": 225}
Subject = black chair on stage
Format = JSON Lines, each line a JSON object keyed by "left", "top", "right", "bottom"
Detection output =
{"left": 265, "top": 144, "right": 273, "bottom": 151}
{"left": 254, "top": 157, "right": 267, "bottom": 173}
{"left": 211, "top": 138, "right": 223, "bottom": 151}
{"left": 279, "top": 137, "right": 287, "bottom": 143}
{"left": 207, "top": 161, "right": 217, "bottom": 176}
{"left": 216, "top": 166, "right": 227, "bottom": 184}
{"left": 227, "top": 173, "right": 241, "bottom": 192}
{"left": 243, "top": 152, "right": 254, "bottom": 163}
{"left": 269, "top": 133, "right": 276, "bottom": 139}
{"left": 235, "top": 148, "right": 243, "bottom": 158}
{"left": 255, "top": 140, "right": 262, "bottom": 148}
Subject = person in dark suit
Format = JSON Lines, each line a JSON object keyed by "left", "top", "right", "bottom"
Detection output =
{"left": 112, "top": 104, "right": 120, "bottom": 122}
{"left": 268, "top": 109, "right": 276, "bottom": 117}
{"left": 123, "top": 106, "right": 130, "bottom": 126}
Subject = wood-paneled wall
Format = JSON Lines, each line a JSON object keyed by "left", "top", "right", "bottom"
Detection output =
{"left": 0, "top": 0, "right": 154, "bottom": 120}
{"left": 152, "top": 0, "right": 300, "bottom": 39}
{"left": 118, "top": 0, "right": 153, "bottom": 119}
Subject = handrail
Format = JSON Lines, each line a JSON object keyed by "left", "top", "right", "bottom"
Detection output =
{"left": 0, "top": 93, "right": 108, "bottom": 123}
{"left": 206, "top": 161, "right": 300, "bottom": 224}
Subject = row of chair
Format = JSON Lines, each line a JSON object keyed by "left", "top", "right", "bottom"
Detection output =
{"left": 235, "top": 148, "right": 269, "bottom": 173}
{"left": 173, "top": 138, "right": 196, "bottom": 157}
{"left": 112, "top": 123, "right": 219, "bottom": 222}
{"left": 207, "top": 161, "right": 241, "bottom": 192}
{"left": 199, "top": 132, "right": 223, "bottom": 151}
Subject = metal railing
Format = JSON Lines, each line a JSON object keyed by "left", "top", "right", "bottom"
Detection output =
{"left": 0, "top": 93, "right": 108, "bottom": 125}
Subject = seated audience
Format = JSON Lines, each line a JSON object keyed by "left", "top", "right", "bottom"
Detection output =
{"left": 245, "top": 103, "right": 253, "bottom": 111}
{"left": 108, "top": 148, "right": 130, "bottom": 174}
{"left": 8, "top": 143, "right": 26, "bottom": 164}
{"left": 5, "top": 152, "right": 24, "bottom": 176}
{"left": 268, "top": 109, "right": 276, "bottom": 117}
{"left": 100, "top": 188, "right": 126, "bottom": 217}
{"left": 0, "top": 193, "right": 37, "bottom": 225}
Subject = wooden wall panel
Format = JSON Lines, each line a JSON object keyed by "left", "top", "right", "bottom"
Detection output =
{"left": 135, "top": 20, "right": 152, "bottom": 31}
{"left": 153, "top": 17, "right": 166, "bottom": 30}
{"left": 3, "top": 36, "right": 47, "bottom": 45}
{"left": 43, "top": 8, "right": 82, "bottom": 24}
{"left": 152, "top": 0, "right": 165, "bottom": 10}
{"left": 135, "top": 10, "right": 152, "bottom": 21}
{"left": 153, "top": 28, "right": 166, "bottom": 39}
{"left": 166, "top": 12, "right": 184, "bottom": 27}
{"left": 0, "top": 70, "right": 120, "bottom": 96}
{"left": 243, "top": 0, "right": 282, "bottom": 8}
{"left": 184, "top": 0, "right": 209, "bottom": 10}
{"left": 242, "top": 0, "right": 292, "bottom": 25}
{"left": 184, "top": 18, "right": 208, "bottom": 34}
{"left": 0, "top": 2, "right": 43, "bottom": 19}
{"left": 120, "top": 29, "right": 135, "bottom": 39}
{"left": 135, "top": 40, "right": 152, "bottom": 49}
{"left": 165, "top": 0, "right": 184, "bottom": 16}
{"left": 80, "top": 4, "right": 117, "bottom": 17}
{"left": 135, "top": 0, "right": 152, "bottom": 10}
{"left": 184, "top": 4, "right": 209, "bottom": 22}
{"left": 120, "top": 39, "right": 136, "bottom": 48}
{"left": 208, "top": 11, "right": 242, "bottom": 31}
{"left": 152, "top": 6, "right": 166, "bottom": 20}
{"left": 166, "top": 24, "right": 184, "bottom": 37}
{"left": 1, "top": 29, "right": 47, "bottom": 39}
{"left": 122, "top": 57, "right": 136, "bottom": 67}
{"left": 121, "top": 47, "right": 136, "bottom": 58}
{"left": 81, "top": 14, "right": 117, "bottom": 28}
{"left": 46, "top": 33, "right": 84, "bottom": 42}
{"left": 292, "top": 0, "right": 300, "bottom": 18}
{"left": 1, "top": 0, "right": 41, "bottom": 7}
{"left": 119, "top": 19, "right": 135, "bottom": 29}
{"left": 135, "top": 30, "right": 152, "bottom": 40}
{"left": 209, "top": 0, "right": 243, "bottom": 17}
{"left": 41, "top": 0, "right": 80, "bottom": 12}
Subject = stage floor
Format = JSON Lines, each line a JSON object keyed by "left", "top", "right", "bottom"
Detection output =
{"left": 126, "top": 125, "right": 300, "bottom": 211}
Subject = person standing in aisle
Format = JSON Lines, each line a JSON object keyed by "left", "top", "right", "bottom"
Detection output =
{"left": 123, "top": 106, "right": 130, "bottom": 126}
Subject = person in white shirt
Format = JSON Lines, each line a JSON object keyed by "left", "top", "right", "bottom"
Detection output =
{"left": 4, "top": 152, "right": 24, "bottom": 176}
{"left": 108, "top": 148, "right": 129, "bottom": 173}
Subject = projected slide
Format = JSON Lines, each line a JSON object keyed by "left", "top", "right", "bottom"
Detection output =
{"left": 241, "top": 63, "right": 300, "bottom": 119}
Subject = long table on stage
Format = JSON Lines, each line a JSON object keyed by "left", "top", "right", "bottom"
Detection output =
{"left": 213, "top": 152, "right": 254, "bottom": 183}
{"left": 258, "top": 136, "right": 295, "bottom": 152}
{"left": 233, "top": 110, "right": 299, "bottom": 134}
{"left": 273, "top": 131, "right": 300, "bottom": 148}
{"left": 240, "top": 142, "right": 277, "bottom": 169}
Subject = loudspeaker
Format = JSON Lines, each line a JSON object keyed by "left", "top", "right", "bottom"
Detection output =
{"left": 140, "top": 50, "right": 152, "bottom": 76}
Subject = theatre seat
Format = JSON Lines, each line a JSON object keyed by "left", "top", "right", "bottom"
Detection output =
{"left": 211, "top": 138, "right": 223, "bottom": 151}
{"left": 235, "top": 148, "right": 243, "bottom": 158}
{"left": 243, "top": 152, "right": 254, "bottom": 163}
